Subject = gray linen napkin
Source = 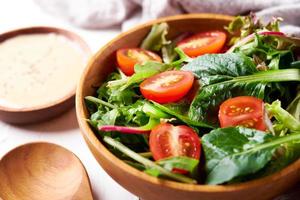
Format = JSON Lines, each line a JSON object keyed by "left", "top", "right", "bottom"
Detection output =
{"left": 35, "top": 0, "right": 300, "bottom": 35}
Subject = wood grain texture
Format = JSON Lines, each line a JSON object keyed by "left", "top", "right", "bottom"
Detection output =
{"left": 0, "top": 142, "right": 93, "bottom": 200}
{"left": 76, "top": 13, "right": 300, "bottom": 200}
{"left": 0, "top": 27, "right": 91, "bottom": 124}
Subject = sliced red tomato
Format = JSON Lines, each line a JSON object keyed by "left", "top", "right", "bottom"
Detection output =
{"left": 149, "top": 123, "right": 201, "bottom": 161}
{"left": 116, "top": 48, "right": 162, "bottom": 76}
{"left": 140, "top": 70, "right": 194, "bottom": 104}
{"left": 172, "top": 168, "right": 189, "bottom": 175}
{"left": 218, "top": 96, "right": 266, "bottom": 131}
{"left": 177, "top": 31, "right": 226, "bottom": 57}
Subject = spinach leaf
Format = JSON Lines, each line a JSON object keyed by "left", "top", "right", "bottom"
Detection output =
{"left": 182, "top": 53, "right": 300, "bottom": 124}
{"left": 256, "top": 139, "right": 300, "bottom": 177}
{"left": 182, "top": 53, "right": 258, "bottom": 85}
{"left": 202, "top": 126, "right": 300, "bottom": 185}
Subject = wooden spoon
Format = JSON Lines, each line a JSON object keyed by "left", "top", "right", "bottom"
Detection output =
{"left": 0, "top": 142, "right": 93, "bottom": 200}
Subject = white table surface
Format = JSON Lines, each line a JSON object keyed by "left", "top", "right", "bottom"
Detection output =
{"left": 1, "top": 1, "right": 299, "bottom": 200}
{"left": 0, "top": 0, "right": 137, "bottom": 199}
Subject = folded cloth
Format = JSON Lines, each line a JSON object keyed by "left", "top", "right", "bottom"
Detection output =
{"left": 35, "top": 0, "right": 300, "bottom": 35}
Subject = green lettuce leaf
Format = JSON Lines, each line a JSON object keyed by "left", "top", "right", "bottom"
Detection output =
{"left": 202, "top": 126, "right": 300, "bottom": 185}
{"left": 226, "top": 13, "right": 282, "bottom": 46}
{"left": 266, "top": 100, "right": 300, "bottom": 132}
{"left": 287, "top": 90, "right": 300, "bottom": 121}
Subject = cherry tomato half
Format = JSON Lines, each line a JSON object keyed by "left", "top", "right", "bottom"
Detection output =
{"left": 140, "top": 70, "right": 194, "bottom": 104}
{"left": 116, "top": 48, "right": 162, "bottom": 76}
{"left": 177, "top": 31, "right": 226, "bottom": 57}
{"left": 149, "top": 123, "right": 201, "bottom": 161}
{"left": 218, "top": 96, "right": 266, "bottom": 131}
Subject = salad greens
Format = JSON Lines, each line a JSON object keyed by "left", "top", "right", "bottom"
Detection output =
{"left": 182, "top": 53, "right": 300, "bottom": 124}
{"left": 202, "top": 126, "right": 300, "bottom": 184}
{"left": 85, "top": 14, "right": 300, "bottom": 185}
{"left": 103, "top": 136, "right": 197, "bottom": 184}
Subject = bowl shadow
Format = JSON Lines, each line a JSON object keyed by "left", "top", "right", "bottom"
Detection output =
{"left": 20, "top": 107, "right": 79, "bottom": 133}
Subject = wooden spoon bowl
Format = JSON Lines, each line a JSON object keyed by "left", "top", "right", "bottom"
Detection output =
{"left": 0, "top": 142, "right": 93, "bottom": 200}
{"left": 76, "top": 14, "right": 300, "bottom": 200}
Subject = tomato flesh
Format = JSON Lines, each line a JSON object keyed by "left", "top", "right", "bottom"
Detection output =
{"left": 149, "top": 123, "right": 201, "bottom": 161}
{"left": 177, "top": 31, "right": 226, "bottom": 57}
{"left": 218, "top": 96, "right": 266, "bottom": 131}
{"left": 172, "top": 168, "right": 189, "bottom": 175}
{"left": 140, "top": 70, "right": 194, "bottom": 103}
{"left": 116, "top": 48, "right": 162, "bottom": 76}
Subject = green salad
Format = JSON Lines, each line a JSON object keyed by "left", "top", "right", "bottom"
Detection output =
{"left": 85, "top": 14, "right": 300, "bottom": 185}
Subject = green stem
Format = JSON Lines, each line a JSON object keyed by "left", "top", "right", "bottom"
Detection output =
{"left": 205, "top": 69, "right": 300, "bottom": 88}
{"left": 233, "top": 69, "right": 300, "bottom": 83}
{"left": 138, "top": 118, "right": 160, "bottom": 131}
{"left": 234, "top": 69, "right": 300, "bottom": 82}
{"left": 236, "top": 133, "right": 300, "bottom": 156}
{"left": 170, "top": 48, "right": 193, "bottom": 68}
{"left": 85, "top": 96, "right": 116, "bottom": 109}
{"left": 103, "top": 136, "right": 197, "bottom": 184}
{"left": 138, "top": 152, "right": 153, "bottom": 158}
{"left": 143, "top": 102, "right": 170, "bottom": 119}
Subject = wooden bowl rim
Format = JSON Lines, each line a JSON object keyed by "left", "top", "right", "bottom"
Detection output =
{"left": 0, "top": 26, "right": 92, "bottom": 113}
{"left": 76, "top": 13, "right": 300, "bottom": 193}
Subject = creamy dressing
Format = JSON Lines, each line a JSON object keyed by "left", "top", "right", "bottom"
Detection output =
{"left": 0, "top": 33, "right": 87, "bottom": 109}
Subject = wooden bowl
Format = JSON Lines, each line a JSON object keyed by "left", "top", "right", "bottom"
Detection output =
{"left": 76, "top": 14, "right": 300, "bottom": 200}
{"left": 0, "top": 27, "right": 91, "bottom": 124}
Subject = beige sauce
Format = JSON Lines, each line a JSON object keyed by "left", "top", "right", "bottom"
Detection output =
{"left": 0, "top": 33, "right": 87, "bottom": 109}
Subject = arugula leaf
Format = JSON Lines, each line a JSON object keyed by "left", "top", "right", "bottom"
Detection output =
{"left": 202, "top": 126, "right": 300, "bottom": 185}
{"left": 86, "top": 72, "right": 151, "bottom": 150}
{"left": 182, "top": 53, "right": 300, "bottom": 124}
